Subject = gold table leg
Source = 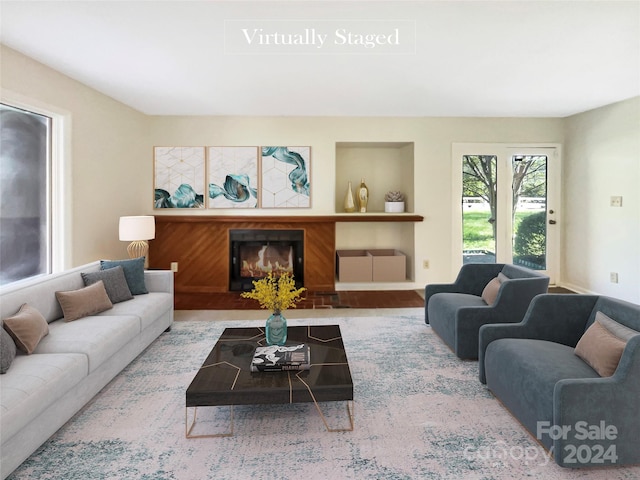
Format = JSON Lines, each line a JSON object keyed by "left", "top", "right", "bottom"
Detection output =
{"left": 312, "top": 400, "right": 355, "bottom": 432}
{"left": 185, "top": 405, "right": 234, "bottom": 438}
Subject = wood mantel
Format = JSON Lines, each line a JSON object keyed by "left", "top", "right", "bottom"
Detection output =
{"left": 148, "top": 214, "right": 424, "bottom": 293}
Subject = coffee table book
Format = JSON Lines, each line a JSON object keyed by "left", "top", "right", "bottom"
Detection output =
{"left": 251, "top": 344, "right": 311, "bottom": 372}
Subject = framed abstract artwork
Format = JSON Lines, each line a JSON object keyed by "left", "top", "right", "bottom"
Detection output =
{"left": 260, "top": 146, "right": 311, "bottom": 208}
{"left": 154, "top": 147, "right": 205, "bottom": 209}
{"left": 207, "top": 147, "right": 259, "bottom": 208}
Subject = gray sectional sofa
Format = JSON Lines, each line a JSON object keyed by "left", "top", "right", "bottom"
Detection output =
{"left": 479, "top": 294, "right": 640, "bottom": 467}
{"left": 0, "top": 261, "right": 174, "bottom": 479}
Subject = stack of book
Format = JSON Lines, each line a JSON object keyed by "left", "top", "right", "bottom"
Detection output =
{"left": 250, "top": 344, "right": 311, "bottom": 372}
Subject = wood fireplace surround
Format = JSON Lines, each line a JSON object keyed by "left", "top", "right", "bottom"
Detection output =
{"left": 149, "top": 215, "right": 423, "bottom": 293}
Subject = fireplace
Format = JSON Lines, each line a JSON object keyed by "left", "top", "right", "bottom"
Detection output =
{"left": 229, "top": 229, "right": 304, "bottom": 291}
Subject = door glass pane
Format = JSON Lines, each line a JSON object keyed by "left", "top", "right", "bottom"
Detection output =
{"left": 512, "top": 155, "right": 547, "bottom": 270}
{"left": 462, "top": 155, "right": 497, "bottom": 264}
{"left": 0, "top": 104, "right": 51, "bottom": 285}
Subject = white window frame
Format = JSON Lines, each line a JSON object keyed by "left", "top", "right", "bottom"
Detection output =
{"left": 1, "top": 90, "right": 72, "bottom": 278}
{"left": 452, "top": 142, "right": 561, "bottom": 284}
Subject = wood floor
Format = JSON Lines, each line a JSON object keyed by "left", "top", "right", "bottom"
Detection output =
{"left": 174, "top": 286, "right": 574, "bottom": 310}
{"left": 175, "top": 290, "right": 426, "bottom": 310}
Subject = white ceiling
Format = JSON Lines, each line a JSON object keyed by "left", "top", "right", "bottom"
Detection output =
{"left": 1, "top": 0, "right": 639, "bottom": 117}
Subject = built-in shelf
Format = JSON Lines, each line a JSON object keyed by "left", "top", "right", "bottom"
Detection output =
{"left": 333, "top": 214, "right": 423, "bottom": 222}
{"left": 153, "top": 214, "right": 423, "bottom": 223}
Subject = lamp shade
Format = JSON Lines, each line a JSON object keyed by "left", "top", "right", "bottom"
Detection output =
{"left": 119, "top": 216, "right": 155, "bottom": 241}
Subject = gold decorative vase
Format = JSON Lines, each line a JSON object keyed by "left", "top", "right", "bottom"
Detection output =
{"left": 357, "top": 178, "right": 369, "bottom": 213}
{"left": 344, "top": 181, "right": 356, "bottom": 212}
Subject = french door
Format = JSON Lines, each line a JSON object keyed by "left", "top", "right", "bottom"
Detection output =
{"left": 451, "top": 143, "right": 561, "bottom": 284}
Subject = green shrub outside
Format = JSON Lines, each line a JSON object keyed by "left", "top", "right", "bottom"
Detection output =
{"left": 514, "top": 211, "right": 546, "bottom": 257}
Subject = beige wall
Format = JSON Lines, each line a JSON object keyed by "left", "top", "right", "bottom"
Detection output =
{"left": 149, "top": 115, "right": 563, "bottom": 286}
{"left": 1, "top": 45, "right": 149, "bottom": 266}
{"left": 4, "top": 44, "right": 638, "bottom": 301}
{"left": 563, "top": 97, "right": 640, "bottom": 303}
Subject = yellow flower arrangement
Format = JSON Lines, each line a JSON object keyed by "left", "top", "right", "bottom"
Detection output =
{"left": 240, "top": 272, "right": 306, "bottom": 314}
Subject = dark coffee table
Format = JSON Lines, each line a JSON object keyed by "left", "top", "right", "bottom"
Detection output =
{"left": 186, "top": 324, "right": 354, "bottom": 437}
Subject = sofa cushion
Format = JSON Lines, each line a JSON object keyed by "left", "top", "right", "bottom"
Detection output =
{"left": 485, "top": 338, "right": 599, "bottom": 449}
{"left": 34, "top": 315, "right": 141, "bottom": 373}
{"left": 2, "top": 304, "right": 49, "bottom": 354}
{"left": 100, "top": 257, "right": 148, "bottom": 295}
{"left": 81, "top": 266, "right": 133, "bottom": 304}
{"left": 0, "top": 325, "right": 17, "bottom": 373}
{"left": 428, "top": 293, "right": 486, "bottom": 348}
{"left": 575, "top": 318, "right": 630, "bottom": 377}
{"left": 97, "top": 292, "right": 173, "bottom": 330}
{"left": 55, "top": 281, "right": 113, "bottom": 322}
{"left": 0, "top": 353, "right": 88, "bottom": 442}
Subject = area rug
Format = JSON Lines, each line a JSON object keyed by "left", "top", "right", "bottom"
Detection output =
{"left": 9, "top": 314, "right": 640, "bottom": 480}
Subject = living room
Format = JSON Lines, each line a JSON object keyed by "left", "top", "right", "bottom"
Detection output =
{"left": 1, "top": 1, "right": 639, "bottom": 478}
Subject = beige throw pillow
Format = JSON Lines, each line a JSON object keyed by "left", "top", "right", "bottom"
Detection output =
{"left": 575, "top": 320, "right": 627, "bottom": 377}
{"left": 55, "top": 280, "right": 113, "bottom": 322}
{"left": 3, "top": 304, "right": 49, "bottom": 354}
{"left": 481, "top": 277, "right": 502, "bottom": 305}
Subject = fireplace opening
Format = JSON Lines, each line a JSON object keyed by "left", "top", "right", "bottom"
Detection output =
{"left": 229, "top": 229, "right": 304, "bottom": 291}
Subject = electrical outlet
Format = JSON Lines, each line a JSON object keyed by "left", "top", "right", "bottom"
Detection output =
{"left": 423, "top": 260, "right": 429, "bottom": 269}
{"left": 170, "top": 262, "right": 178, "bottom": 272}
{"left": 610, "top": 272, "right": 618, "bottom": 283}
{"left": 610, "top": 196, "right": 623, "bottom": 207}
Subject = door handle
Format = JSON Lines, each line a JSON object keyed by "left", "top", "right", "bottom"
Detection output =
{"left": 549, "top": 220, "right": 557, "bottom": 225}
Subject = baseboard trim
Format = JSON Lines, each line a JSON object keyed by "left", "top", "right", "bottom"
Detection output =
{"left": 556, "top": 282, "right": 598, "bottom": 296}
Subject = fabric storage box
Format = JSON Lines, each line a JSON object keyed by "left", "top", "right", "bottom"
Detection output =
{"left": 369, "top": 249, "right": 406, "bottom": 282}
{"left": 336, "top": 250, "right": 373, "bottom": 282}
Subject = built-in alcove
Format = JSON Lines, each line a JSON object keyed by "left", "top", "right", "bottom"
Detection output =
{"left": 333, "top": 142, "right": 417, "bottom": 285}
{"left": 335, "top": 142, "right": 415, "bottom": 214}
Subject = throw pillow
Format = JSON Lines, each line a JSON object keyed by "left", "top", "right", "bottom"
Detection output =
{"left": 100, "top": 257, "right": 148, "bottom": 295}
{"left": 2, "top": 304, "right": 49, "bottom": 354}
{"left": 481, "top": 276, "right": 502, "bottom": 305}
{"left": 595, "top": 311, "right": 639, "bottom": 341}
{"left": 82, "top": 266, "right": 133, "bottom": 304}
{"left": 55, "top": 280, "right": 113, "bottom": 322}
{"left": 574, "top": 320, "right": 627, "bottom": 377}
{"left": 1, "top": 323, "right": 17, "bottom": 373}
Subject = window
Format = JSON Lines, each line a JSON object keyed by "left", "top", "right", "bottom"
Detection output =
{"left": 0, "top": 103, "right": 52, "bottom": 285}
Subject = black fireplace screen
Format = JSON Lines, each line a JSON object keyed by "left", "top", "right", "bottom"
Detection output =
{"left": 229, "top": 229, "right": 304, "bottom": 291}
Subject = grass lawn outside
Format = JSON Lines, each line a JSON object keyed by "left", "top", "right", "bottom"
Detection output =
{"left": 463, "top": 210, "right": 539, "bottom": 252}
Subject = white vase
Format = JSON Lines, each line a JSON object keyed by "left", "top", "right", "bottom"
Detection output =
{"left": 384, "top": 201, "right": 405, "bottom": 213}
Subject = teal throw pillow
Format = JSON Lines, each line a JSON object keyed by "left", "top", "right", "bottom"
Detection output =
{"left": 100, "top": 257, "right": 148, "bottom": 295}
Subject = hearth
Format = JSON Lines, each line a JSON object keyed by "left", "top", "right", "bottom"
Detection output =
{"left": 229, "top": 229, "right": 304, "bottom": 291}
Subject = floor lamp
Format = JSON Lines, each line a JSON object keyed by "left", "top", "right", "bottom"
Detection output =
{"left": 119, "top": 216, "right": 155, "bottom": 262}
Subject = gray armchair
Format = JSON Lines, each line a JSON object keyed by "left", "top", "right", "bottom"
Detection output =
{"left": 479, "top": 294, "right": 640, "bottom": 467}
{"left": 424, "top": 263, "right": 549, "bottom": 359}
